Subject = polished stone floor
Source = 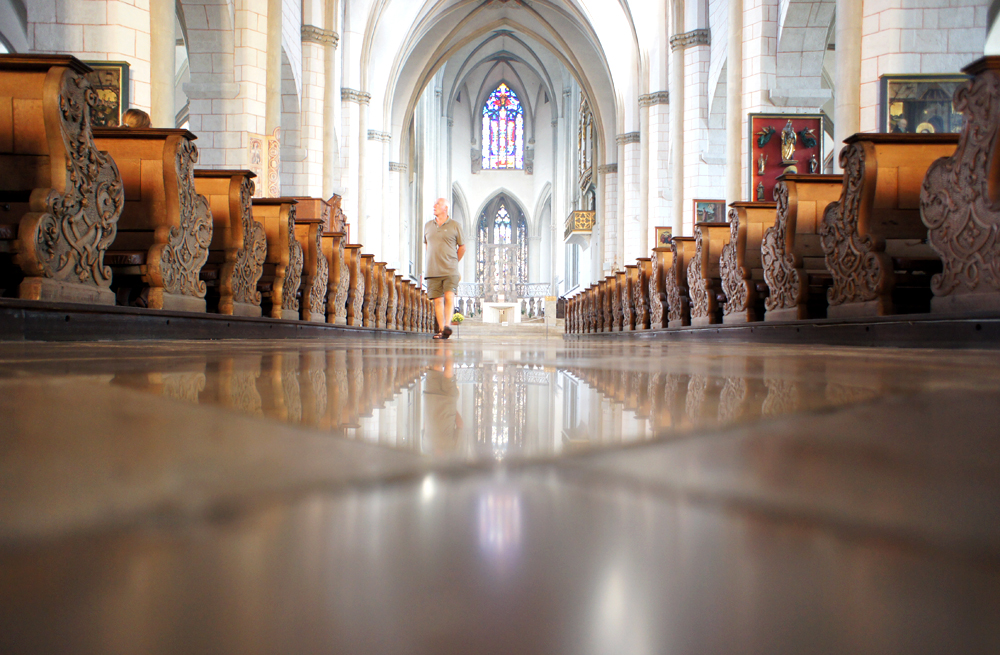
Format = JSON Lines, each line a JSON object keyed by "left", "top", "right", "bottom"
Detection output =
{"left": 1, "top": 335, "right": 1000, "bottom": 653}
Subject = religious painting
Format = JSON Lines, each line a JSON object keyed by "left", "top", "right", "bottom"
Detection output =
{"left": 82, "top": 61, "right": 130, "bottom": 127}
{"left": 747, "top": 113, "right": 825, "bottom": 202}
{"left": 655, "top": 226, "right": 673, "bottom": 246}
{"left": 248, "top": 134, "right": 266, "bottom": 197}
{"left": 879, "top": 74, "right": 968, "bottom": 134}
{"left": 693, "top": 199, "right": 725, "bottom": 224}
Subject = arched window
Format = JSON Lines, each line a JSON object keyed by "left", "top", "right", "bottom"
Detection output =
{"left": 481, "top": 83, "right": 524, "bottom": 170}
{"left": 476, "top": 199, "right": 528, "bottom": 283}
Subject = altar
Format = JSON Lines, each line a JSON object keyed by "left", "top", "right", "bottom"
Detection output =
{"left": 483, "top": 301, "right": 522, "bottom": 324}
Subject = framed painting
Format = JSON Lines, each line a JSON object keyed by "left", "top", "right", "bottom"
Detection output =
{"left": 879, "top": 74, "right": 968, "bottom": 134}
{"left": 694, "top": 199, "right": 725, "bottom": 224}
{"left": 82, "top": 61, "right": 130, "bottom": 127}
{"left": 747, "top": 113, "right": 825, "bottom": 202}
{"left": 654, "top": 226, "right": 673, "bottom": 246}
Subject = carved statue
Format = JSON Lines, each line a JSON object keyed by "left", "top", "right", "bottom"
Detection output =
{"left": 755, "top": 126, "right": 776, "bottom": 148}
{"left": 809, "top": 154, "right": 819, "bottom": 174}
{"left": 798, "top": 127, "right": 817, "bottom": 149}
{"left": 780, "top": 119, "right": 797, "bottom": 162}
{"left": 756, "top": 181, "right": 765, "bottom": 201}
{"left": 757, "top": 153, "right": 768, "bottom": 176}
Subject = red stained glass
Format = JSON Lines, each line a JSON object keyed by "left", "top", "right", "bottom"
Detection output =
{"left": 482, "top": 83, "right": 523, "bottom": 170}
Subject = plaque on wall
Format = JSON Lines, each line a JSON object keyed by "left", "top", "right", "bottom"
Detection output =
{"left": 82, "top": 61, "right": 130, "bottom": 127}
{"left": 654, "top": 226, "right": 673, "bottom": 246}
{"left": 879, "top": 74, "right": 968, "bottom": 134}
{"left": 747, "top": 113, "right": 824, "bottom": 202}
{"left": 693, "top": 199, "right": 725, "bottom": 223}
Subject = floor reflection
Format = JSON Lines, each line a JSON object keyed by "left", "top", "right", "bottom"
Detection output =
{"left": 1, "top": 339, "right": 999, "bottom": 462}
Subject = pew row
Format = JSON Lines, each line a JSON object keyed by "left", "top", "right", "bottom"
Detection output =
{"left": 719, "top": 202, "right": 777, "bottom": 324}
{"left": 251, "top": 197, "right": 301, "bottom": 320}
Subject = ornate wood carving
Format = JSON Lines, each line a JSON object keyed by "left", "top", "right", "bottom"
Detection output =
{"left": 348, "top": 247, "right": 365, "bottom": 325}
{"left": 620, "top": 270, "right": 634, "bottom": 330}
{"left": 386, "top": 274, "right": 399, "bottom": 330}
{"left": 819, "top": 141, "right": 891, "bottom": 310}
{"left": 921, "top": 58, "right": 1000, "bottom": 310}
{"left": 649, "top": 251, "right": 668, "bottom": 329}
{"left": 231, "top": 176, "right": 266, "bottom": 307}
{"left": 687, "top": 228, "right": 711, "bottom": 320}
{"left": 374, "top": 264, "right": 388, "bottom": 328}
{"left": 720, "top": 208, "right": 755, "bottom": 317}
{"left": 332, "top": 234, "right": 349, "bottom": 323}
{"left": 308, "top": 227, "right": 328, "bottom": 320}
{"left": 158, "top": 139, "right": 213, "bottom": 300}
{"left": 362, "top": 256, "right": 377, "bottom": 327}
{"left": 608, "top": 274, "right": 622, "bottom": 332}
{"left": 761, "top": 181, "right": 804, "bottom": 313}
{"left": 634, "top": 259, "right": 651, "bottom": 329}
{"left": 17, "top": 61, "right": 124, "bottom": 303}
{"left": 665, "top": 240, "right": 691, "bottom": 326}
{"left": 281, "top": 207, "right": 303, "bottom": 312}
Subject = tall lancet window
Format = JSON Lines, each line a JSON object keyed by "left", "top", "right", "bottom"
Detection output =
{"left": 481, "top": 83, "right": 524, "bottom": 170}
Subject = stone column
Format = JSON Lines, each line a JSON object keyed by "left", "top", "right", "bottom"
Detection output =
{"left": 638, "top": 99, "right": 650, "bottom": 257}
{"left": 265, "top": 0, "right": 282, "bottom": 135}
{"left": 727, "top": 0, "right": 743, "bottom": 204}
{"left": 834, "top": 0, "right": 862, "bottom": 171}
{"left": 616, "top": 134, "right": 626, "bottom": 267}
{"left": 670, "top": 2, "right": 685, "bottom": 236}
{"left": 987, "top": 0, "right": 1000, "bottom": 54}
{"left": 357, "top": 96, "right": 368, "bottom": 248}
{"left": 322, "top": 0, "right": 340, "bottom": 198}
{"left": 149, "top": 0, "right": 174, "bottom": 127}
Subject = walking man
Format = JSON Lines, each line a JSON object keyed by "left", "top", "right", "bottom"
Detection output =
{"left": 424, "top": 198, "right": 465, "bottom": 339}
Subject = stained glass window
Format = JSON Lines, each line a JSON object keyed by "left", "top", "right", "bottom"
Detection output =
{"left": 476, "top": 199, "right": 528, "bottom": 285}
{"left": 481, "top": 83, "right": 524, "bottom": 170}
{"left": 495, "top": 205, "right": 512, "bottom": 244}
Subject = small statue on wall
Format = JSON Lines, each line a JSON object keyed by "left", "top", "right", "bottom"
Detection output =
{"left": 755, "top": 125, "right": 776, "bottom": 148}
{"left": 809, "top": 154, "right": 819, "bottom": 174}
{"left": 780, "top": 119, "right": 797, "bottom": 162}
{"left": 757, "top": 153, "right": 768, "bottom": 176}
{"left": 756, "top": 181, "right": 765, "bottom": 201}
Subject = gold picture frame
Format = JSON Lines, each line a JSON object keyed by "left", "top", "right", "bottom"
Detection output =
{"left": 654, "top": 226, "right": 673, "bottom": 246}
{"left": 82, "top": 61, "right": 130, "bottom": 127}
{"left": 694, "top": 199, "right": 725, "bottom": 224}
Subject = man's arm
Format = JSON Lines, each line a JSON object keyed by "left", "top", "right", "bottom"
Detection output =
{"left": 457, "top": 244, "right": 466, "bottom": 261}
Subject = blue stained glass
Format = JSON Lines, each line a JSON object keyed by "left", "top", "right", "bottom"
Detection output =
{"left": 481, "top": 83, "right": 524, "bottom": 170}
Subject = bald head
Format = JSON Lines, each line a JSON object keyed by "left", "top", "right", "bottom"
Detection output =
{"left": 433, "top": 198, "right": 449, "bottom": 221}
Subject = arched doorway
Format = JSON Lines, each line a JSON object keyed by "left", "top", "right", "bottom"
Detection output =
{"left": 476, "top": 194, "right": 528, "bottom": 303}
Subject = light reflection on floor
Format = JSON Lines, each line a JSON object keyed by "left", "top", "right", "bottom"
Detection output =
{"left": 1, "top": 338, "right": 999, "bottom": 462}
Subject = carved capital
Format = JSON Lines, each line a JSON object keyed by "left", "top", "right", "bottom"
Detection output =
{"left": 301, "top": 25, "right": 339, "bottom": 47}
{"left": 389, "top": 161, "right": 408, "bottom": 173}
{"left": 598, "top": 163, "right": 618, "bottom": 174}
{"left": 670, "top": 29, "right": 710, "bottom": 51}
{"left": 367, "top": 130, "right": 391, "bottom": 143}
{"left": 616, "top": 132, "right": 641, "bottom": 146}
{"left": 341, "top": 88, "right": 371, "bottom": 105}
{"left": 639, "top": 91, "right": 670, "bottom": 107}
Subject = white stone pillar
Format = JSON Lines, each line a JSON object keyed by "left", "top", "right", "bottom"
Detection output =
{"left": 638, "top": 100, "right": 650, "bottom": 257}
{"left": 322, "top": 1, "right": 340, "bottom": 198}
{"left": 727, "top": 0, "right": 743, "bottom": 205}
{"left": 265, "top": 0, "right": 282, "bottom": 135}
{"left": 616, "top": 134, "right": 626, "bottom": 267}
{"left": 149, "top": 0, "right": 174, "bottom": 127}
{"left": 357, "top": 97, "right": 368, "bottom": 247}
{"left": 987, "top": 0, "right": 1000, "bottom": 54}
{"left": 834, "top": 0, "right": 862, "bottom": 171}
{"left": 670, "top": 3, "right": 685, "bottom": 236}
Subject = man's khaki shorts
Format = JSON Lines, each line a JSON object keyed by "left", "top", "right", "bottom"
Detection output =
{"left": 426, "top": 275, "right": 460, "bottom": 299}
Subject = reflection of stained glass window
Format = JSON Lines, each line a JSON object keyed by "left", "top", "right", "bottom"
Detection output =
{"left": 482, "top": 83, "right": 524, "bottom": 170}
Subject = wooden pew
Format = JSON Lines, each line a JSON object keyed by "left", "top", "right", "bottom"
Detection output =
{"left": 586, "top": 284, "right": 597, "bottom": 333}
{"left": 649, "top": 247, "right": 671, "bottom": 329}
{"left": 820, "top": 133, "right": 958, "bottom": 317}
{"left": 688, "top": 221, "right": 732, "bottom": 326}
{"left": 360, "top": 254, "right": 376, "bottom": 327}
{"left": 292, "top": 198, "right": 329, "bottom": 323}
{"left": 193, "top": 169, "right": 265, "bottom": 316}
{"left": 634, "top": 257, "right": 652, "bottom": 330}
{"left": 251, "top": 197, "right": 301, "bottom": 320}
{"left": 761, "top": 174, "right": 844, "bottom": 321}
{"left": 719, "top": 202, "right": 778, "bottom": 323}
{"left": 92, "top": 127, "right": 212, "bottom": 311}
{"left": 321, "top": 230, "right": 349, "bottom": 325}
{"left": 388, "top": 272, "right": 401, "bottom": 330}
{"left": 921, "top": 57, "right": 1000, "bottom": 313}
{"left": 344, "top": 244, "right": 364, "bottom": 327}
{"left": 621, "top": 266, "right": 637, "bottom": 331}
{"left": 611, "top": 273, "right": 624, "bottom": 331}
{"left": 0, "top": 55, "right": 124, "bottom": 304}
{"left": 665, "top": 236, "right": 696, "bottom": 328}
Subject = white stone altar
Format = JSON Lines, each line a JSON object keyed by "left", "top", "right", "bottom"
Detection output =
{"left": 483, "top": 301, "right": 522, "bottom": 324}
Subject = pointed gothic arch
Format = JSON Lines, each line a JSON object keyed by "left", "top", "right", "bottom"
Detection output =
{"left": 476, "top": 193, "right": 528, "bottom": 285}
